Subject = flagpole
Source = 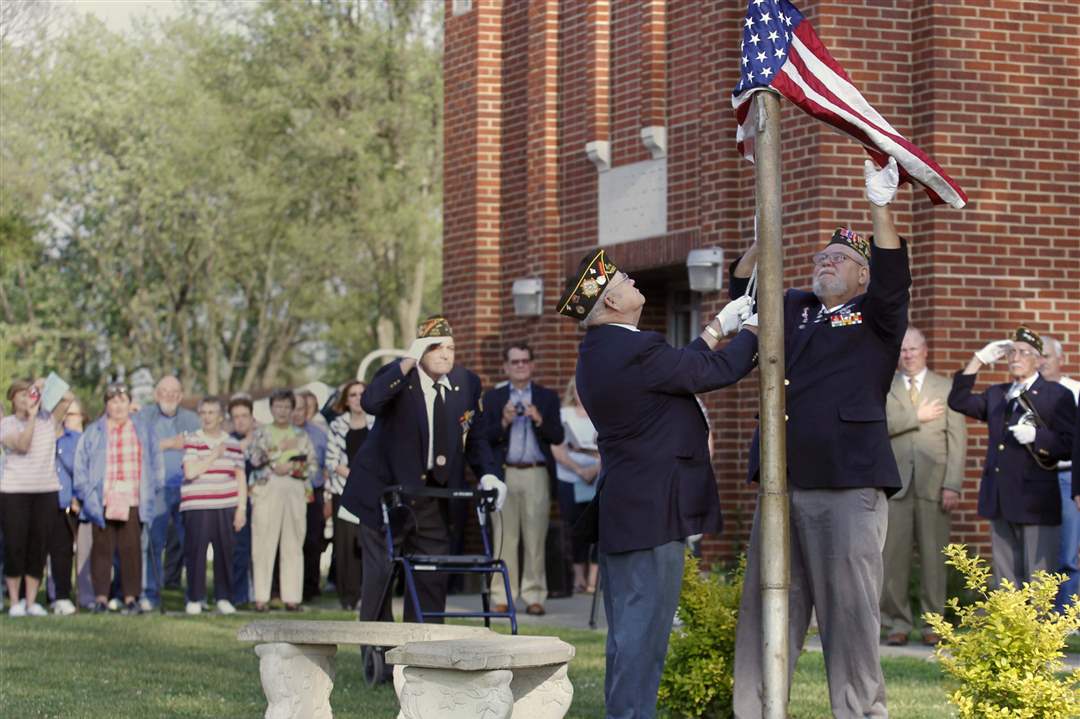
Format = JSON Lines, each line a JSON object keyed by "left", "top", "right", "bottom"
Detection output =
{"left": 753, "top": 89, "right": 790, "bottom": 719}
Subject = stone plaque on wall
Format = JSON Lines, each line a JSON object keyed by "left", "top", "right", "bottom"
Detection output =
{"left": 597, "top": 158, "right": 667, "bottom": 246}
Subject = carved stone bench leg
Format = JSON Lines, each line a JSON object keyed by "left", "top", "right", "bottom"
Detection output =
{"left": 396, "top": 666, "right": 514, "bottom": 719}
{"left": 254, "top": 642, "right": 336, "bottom": 719}
{"left": 510, "top": 663, "right": 573, "bottom": 719}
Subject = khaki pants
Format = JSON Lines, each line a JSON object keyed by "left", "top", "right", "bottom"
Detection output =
{"left": 734, "top": 487, "right": 889, "bottom": 719}
{"left": 251, "top": 476, "right": 306, "bottom": 604}
{"left": 881, "top": 490, "right": 951, "bottom": 636}
{"left": 490, "top": 466, "right": 549, "bottom": 606}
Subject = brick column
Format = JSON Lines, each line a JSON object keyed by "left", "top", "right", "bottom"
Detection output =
{"left": 443, "top": 0, "right": 504, "bottom": 370}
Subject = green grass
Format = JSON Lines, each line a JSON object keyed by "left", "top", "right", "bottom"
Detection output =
{"left": 1, "top": 610, "right": 953, "bottom": 717}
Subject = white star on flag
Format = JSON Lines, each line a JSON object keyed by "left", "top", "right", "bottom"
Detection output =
{"left": 731, "top": 0, "right": 968, "bottom": 209}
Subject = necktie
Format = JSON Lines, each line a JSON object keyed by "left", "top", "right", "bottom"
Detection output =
{"left": 908, "top": 380, "right": 919, "bottom": 406}
{"left": 431, "top": 385, "right": 450, "bottom": 485}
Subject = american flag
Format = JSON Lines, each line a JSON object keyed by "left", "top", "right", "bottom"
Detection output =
{"left": 732, "top": 0, "right": 967, "bottom": 209}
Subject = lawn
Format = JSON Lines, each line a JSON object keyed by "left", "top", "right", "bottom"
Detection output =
{"left": 0, "top": 609, "right": 954, "bottom": 718}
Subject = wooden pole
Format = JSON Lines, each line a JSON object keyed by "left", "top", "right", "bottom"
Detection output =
{"left": 753, "top": 90, "right": 790, "bottom": 719}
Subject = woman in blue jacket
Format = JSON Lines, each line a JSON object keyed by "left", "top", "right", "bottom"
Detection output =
{"left": 73, "top": 383, "right": 163, "bottom": 614}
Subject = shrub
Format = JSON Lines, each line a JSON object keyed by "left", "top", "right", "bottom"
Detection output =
{"left": 658, "top": 552, "right": 743, "bottom": 719}
{"left": 923, "top": 543, "right": 1080, "bottom": 719}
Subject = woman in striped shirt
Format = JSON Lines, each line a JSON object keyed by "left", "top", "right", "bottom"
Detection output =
{"left": 1, "top": 378, "right": 74, "bottom": 617}
{"left": 180, "top": 396, "right": 247, "bottom": 615}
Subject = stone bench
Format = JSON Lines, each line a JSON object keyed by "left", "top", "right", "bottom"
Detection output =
{"left": 237, "top": 620, "right": 496, "bottom": 719}
{"left": 387, "top": 635, "right": 575, "bottom": 719}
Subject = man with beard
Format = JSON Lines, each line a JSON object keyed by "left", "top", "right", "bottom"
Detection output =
{"left": 730, "top": 158, "right": 909, "bottom": 719}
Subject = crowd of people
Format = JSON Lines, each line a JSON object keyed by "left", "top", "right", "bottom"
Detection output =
{"left": 0, "top": 339, "right": 609, "bottom": 621}
{"left": 1, "top": 159, "right": 1077, "bottom": 719}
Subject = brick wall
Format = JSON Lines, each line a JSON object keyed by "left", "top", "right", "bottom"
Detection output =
{"left": 443, "top": 0, "right": 1080, "bottom": 564}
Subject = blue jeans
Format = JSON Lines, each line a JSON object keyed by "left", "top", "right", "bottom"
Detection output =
{"left": 1056, "top": 469, "right": 1080, "bottom": 612}
{"left": 232, "top": 499, "right": 252, "bottom": 605}
{"left": 143, "top": 485, "right": 183, "bottom": 605}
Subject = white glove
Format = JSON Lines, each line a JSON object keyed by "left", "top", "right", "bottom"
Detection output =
{"left": 1008, "top": 424, "right": 1036, "bottom": 445}
{"left": 716, "top": 296, "right": 755, "bottom": 336}
{"left": 864, "top": 156, "right": 899, "bottom": 207}
{"left": 406, "top": 336, "right": 445, "bottom": 361}
{"left": 479, "top": 474, "right": 507, "bottom": 511}
{"left": 741, "top": 313, "right": 759, "bottom": 330}
{"left": 974, "top": 339, "right": 1013, "bottom": 365}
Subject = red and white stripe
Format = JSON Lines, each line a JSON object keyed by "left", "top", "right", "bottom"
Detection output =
{"left": 734, "top": 23, "right": 967, "bottom": 209}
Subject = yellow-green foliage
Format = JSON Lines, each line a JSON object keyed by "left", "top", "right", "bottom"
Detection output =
{"left": 658, "top": 552, "right": 744, "bottom": 719}
{"left": 923, "top": 543, "right": 1080, "bottom": 719}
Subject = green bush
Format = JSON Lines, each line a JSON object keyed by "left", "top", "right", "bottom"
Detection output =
{"left": 923, "top": 543, "right": 1080, "bottom": 719}
{"left": 658, "top": 552, "right": 743, "bottom": 719}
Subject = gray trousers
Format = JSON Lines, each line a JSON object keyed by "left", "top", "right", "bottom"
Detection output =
{"left": 734, "top": 487, "right": 889, "bottom": 719}
{"left": 989, "top": 518, "right": 1059, "bottom": 588}
{"left": 600, "top": 540, "right": 684, "bottom": 719}
{"left": 880, "top": 491, "right": 951, "bottom": 636}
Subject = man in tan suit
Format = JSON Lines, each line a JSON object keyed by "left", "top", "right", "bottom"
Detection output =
{"left": 882, "top": 326, "right": 967, "bottom": 645}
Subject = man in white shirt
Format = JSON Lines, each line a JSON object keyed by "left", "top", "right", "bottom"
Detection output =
{"left": 1040, "top": 336, "right": 1080, "bottom": 611}
{"left": 882, "top": 327, "right": 966, "bottom": 645}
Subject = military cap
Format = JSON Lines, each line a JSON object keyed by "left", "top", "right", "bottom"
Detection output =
{"left": 1012, "top": 326, "right": 1043, "bottom": 356}
{"left": 556, "top": 249, "right": 619, "bottom": 319}
{"left": 825, "top": 227, "right": 871, "bottom": 264}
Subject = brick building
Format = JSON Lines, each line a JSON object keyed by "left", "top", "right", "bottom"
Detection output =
{"left": 441, "top": 0, "right": 1080, "bottom": 563}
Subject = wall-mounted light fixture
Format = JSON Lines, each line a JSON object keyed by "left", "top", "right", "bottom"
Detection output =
{"left": 512, "top": 277, "right": 544, "bottom": 316}
{"left": 686, "top": 248, "right": 725, "bottom": 293}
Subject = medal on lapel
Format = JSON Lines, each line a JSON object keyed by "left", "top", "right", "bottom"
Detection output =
{"left": 798, "top": 306, "right": 809, "bottom": 330}
{"left": 830, "top": 311, "right": 863, "bottom": 328}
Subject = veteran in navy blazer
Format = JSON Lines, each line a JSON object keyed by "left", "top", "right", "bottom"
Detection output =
{"left": 340, "top": 316, "right": 505, "bottom": 624}
{"left": 558, "top": 247, "right": 758, "bottom": 719}
{"left": 731, "top": 158, "right": 909, "bottom": 719}
{"left": 948, "top": 326, "right": 1075, "bottom": 587}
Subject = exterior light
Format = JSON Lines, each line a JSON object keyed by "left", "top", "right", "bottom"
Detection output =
{"left": 512, "top": 277, "right": 544, "bottom": 316}
{"left": 686, "top": 247, "right": 725, "bottom": 293}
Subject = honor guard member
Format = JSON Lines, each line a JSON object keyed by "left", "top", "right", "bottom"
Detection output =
{"left": 339, "top": 316, "right": 507, "bottom": 623}
{"left": 948, "top": 326, "right": 1076, "bottom": 587}
{"left": 730, "top": 158, "right": 910, "bottom": 719}
{"left": 558, "top": 248, "right": 759, "bottom": 719}
{"left": 881, "top": 327, "right": 967, "bottom": 646}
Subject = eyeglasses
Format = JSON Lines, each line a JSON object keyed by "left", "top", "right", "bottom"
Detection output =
{"left": 507, "top": 359, "right": 532, "bottom": 366}
{"left": 104, "top": 384, "right": 130, "bottom": 400}
{"left": 812, "top": 252, "right": 862, "bottom": 267}
{"left": 1008, "top": 348, "right": 1039, "bottom": 359}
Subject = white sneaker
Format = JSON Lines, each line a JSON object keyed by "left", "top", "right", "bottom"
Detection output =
{"left": 27, "top": 602, "right": 48, "bottom": 617}
{"left": 185, "top": 601, "right": 202, "bottom": 615}
{"left": 53, "top": 599, "right": 77, "bottom": 616}
{"left": 216, "top": 599, "right": 236, "bottom": 615}
{"left": 138, "top": 598, "right": 154, "bottom": 613}
{"left": 107, "top": 598, "right": 121, "bottom": 612}
{"left": 9, "top": 599, "right": 27, "bottom": 617}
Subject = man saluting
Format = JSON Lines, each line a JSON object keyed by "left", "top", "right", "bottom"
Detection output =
{"left": 340, "top": 316, "right": 507, "bottom": 624}
{"left": 556, "top": 249, "right": 758, "bottom": 719}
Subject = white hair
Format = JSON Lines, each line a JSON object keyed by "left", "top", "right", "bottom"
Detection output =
{"left": 1043, "top": 336, "right": 1064, "bottom": 359}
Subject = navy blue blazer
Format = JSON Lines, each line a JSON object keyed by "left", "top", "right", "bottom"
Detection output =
{"left": 1073, "top": 402, "right": 1080, "bottom": 500}
{"left": 729, "top": 242, "right": 911, "bottom": 494}
{"left": 948, "top": 373, "right": 1075, "bottom": 525}
{"left": 575, "top": 326, "right": 759, "bottom": 554}
{"left": 339, "top": 359, "right": 498, "bottom": 529}
{"left": 481, "top": 382, "right": 565, "bottom": 490}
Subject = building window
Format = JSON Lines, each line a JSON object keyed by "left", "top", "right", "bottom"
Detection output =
{"left": 452, "top": 0, "right": 473, "bottom": 16}
{"left": 667, "top": 288, "right": 700, "bottom": 348}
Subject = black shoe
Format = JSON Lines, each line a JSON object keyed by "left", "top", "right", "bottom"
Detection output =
{"left": 121, "top": 600, "right": 142, "bottom": 616}
{"left": 92, "top": 601, "right": 109, "bottom": 614}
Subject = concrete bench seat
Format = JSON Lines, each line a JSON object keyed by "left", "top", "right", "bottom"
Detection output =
{"left": 238, "top": 620, "right": 496, "bottom": 719}
{"left": 387, "top": 636, "right": 575, "bottom": 719}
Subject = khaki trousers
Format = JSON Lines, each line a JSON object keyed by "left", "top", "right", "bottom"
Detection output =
{"left": 734, "top": 487, "right": 889, "bottom": 719}
{"left": 251, "top": 476, "right": 306, "bottom": 604}
{"left": 490, "top": 466, "right": 549, "bottom": 606}
{"left": 881, "top": 490, "right": 951, "bottom": 636}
